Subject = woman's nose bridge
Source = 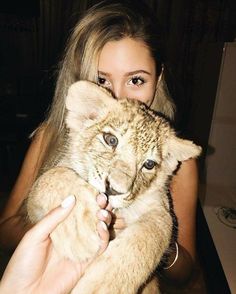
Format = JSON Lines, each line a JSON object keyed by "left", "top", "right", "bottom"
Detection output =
{"left": 112, "top": 81, "right": 127, "bottom": 99}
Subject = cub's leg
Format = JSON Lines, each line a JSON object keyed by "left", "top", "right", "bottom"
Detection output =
{"left": 26, "top": 166, "right": 100, "bottom": 262}
{"left": 72, "top": 209, "right": 171, "bottom": 294}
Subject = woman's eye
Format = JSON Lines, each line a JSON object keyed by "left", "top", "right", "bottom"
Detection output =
{"left": 103, "top": 133, "right": 118, "bottom": 147}
{"left": 143, "top": 159, "right": 157, "bottom": 170}
{"left": 128, "top": 76, "right": 145, "bottom": 86}
{"left": 98, "top": 77, "right": 106, "bottom": 85}
{"left": 98, "top": 77, "right": 110, "bottom": 87}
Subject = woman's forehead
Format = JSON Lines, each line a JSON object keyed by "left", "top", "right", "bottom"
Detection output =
{"left": 98, "top": 37, "right": 156, "bottom": 73}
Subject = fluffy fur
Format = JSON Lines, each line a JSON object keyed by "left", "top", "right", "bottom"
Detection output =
{"left": 26, "top": 81, "right": 201, "bottom": 293}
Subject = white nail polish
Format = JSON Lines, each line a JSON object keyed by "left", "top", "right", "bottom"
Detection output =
{"left": 61, "top": 195, "right": 76, "bottom": 208}
{"left": 101, "top": 209, "right": 109, "bottom": 218}
{"left": 100, "top": 193, "right": 107, "bottom": 201}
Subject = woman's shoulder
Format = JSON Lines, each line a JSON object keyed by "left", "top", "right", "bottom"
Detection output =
{"left": 0, "top": 124, "right": 48, "bottom": 219}
{"left": 171, "top": 158, "right": 198, "bottom": 201}
{"left": 176, "top": 158, "right": 198, "bottom": 180}
{"left": 30, "top": 123, "right": 47, "bottom": 142}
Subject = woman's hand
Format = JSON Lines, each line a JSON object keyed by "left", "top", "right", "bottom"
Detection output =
{"left": 97, "top": 195, "right": 126, "bottom": 253}
{"left": 0, "top": 194, "right": 111, "bottom": 294}
{"left": 97, "top": 196, "right": 126, "bottom": 231}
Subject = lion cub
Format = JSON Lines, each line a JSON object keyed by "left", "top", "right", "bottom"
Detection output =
{"left": 26, "top": 81, "right": 201, "bottom": 293}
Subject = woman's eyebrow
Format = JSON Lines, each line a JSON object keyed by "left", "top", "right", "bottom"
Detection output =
{"left": 125, "top": 70, "right": 151, "bottom": 76}
{"left": 98, "top": 70, "right": 109, "bottom": 76}
{"left": 98, "top": 70, "right": 151, "bottom": 76}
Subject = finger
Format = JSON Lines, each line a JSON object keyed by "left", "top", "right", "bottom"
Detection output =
{"left": 106, "top": 202, "right": 113, "bottom": 212}
{"left": 97, "top": 221, "right": 109, "bottom": 254}
{"left": 26, "top": 195, "right": 76, "bottom": 243}
{"left": 96, "top": 209, "right": 112, "bottom": 227}
{"left": 96, "top": 193, "right": 108, "bottom": 208}
{"left": 112, "top": 216, "right": 127, "bottom": 230}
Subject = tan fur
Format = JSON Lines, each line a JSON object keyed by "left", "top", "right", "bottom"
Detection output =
{"left": 26, "top": 81, "right": 201, "bottom": 293}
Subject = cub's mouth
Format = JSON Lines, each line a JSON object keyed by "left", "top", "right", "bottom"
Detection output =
{"left": 104, "top": 178, "right": 133, "bottom": 208}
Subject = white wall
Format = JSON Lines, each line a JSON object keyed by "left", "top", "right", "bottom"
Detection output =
{"left": 206, "top": 42, "right": 236, "bottom": 189}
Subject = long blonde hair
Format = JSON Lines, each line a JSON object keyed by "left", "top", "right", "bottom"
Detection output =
{"left": 37, "top": 0, "right": 175, "bottom": 174}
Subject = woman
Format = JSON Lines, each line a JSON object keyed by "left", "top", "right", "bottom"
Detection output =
{"left": 0, "top": 0, "right": 199, "bottom": 287}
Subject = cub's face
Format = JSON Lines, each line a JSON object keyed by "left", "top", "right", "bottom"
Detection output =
{"left": 65, "top": 81, "right": 201, "bottom": 208}
{"left": 69, "top": 103, "right": 167, "bottom": 208}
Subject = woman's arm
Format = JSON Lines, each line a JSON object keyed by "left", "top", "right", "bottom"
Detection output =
{"left": 0, "top": 130, "right": 45, "bottom": 251}
{"left": 161, "top": 158, "right": 199, "bottom": 284}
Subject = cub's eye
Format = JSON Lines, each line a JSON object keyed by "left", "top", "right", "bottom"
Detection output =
{"left": 143, "top": 160, "right": 157, "bottom": 170}
{"left": 103, "top": 133, "right": 118, "bottom": 147}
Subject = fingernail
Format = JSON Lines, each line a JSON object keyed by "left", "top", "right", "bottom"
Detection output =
{"left": 61, "top": 195, "right": 76, "bottom": 208}
{"left": 101, "top": 209, "right": 109, "bottom": 218}
{"left": 100, "top": 221, "right": 108, "bottom": 231}
{"left": 99, "top": 193, "right": 107, "bottom": 201}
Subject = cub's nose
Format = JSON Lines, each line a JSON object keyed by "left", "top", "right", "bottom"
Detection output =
{"left": 105, "top": 179, "right": 122, "bottom": 196}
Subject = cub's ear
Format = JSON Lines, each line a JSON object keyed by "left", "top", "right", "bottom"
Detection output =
{"left": 163, "top": 133, "right": 202, "bottom": 172}
{"left": 65, "top": 81, "right": 118, "bottom": 130}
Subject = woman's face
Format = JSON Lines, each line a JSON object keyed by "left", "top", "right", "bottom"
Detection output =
{"left": 98, "top": 37, "right": 158, "bottom": 106}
